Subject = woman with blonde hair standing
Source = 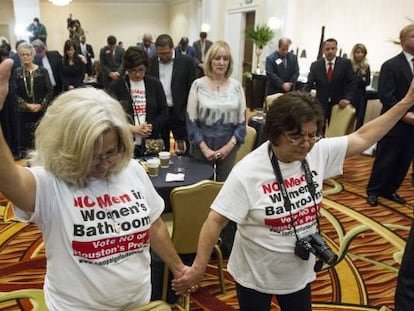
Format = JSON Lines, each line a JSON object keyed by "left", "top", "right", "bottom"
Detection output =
{"left": 186, "top": 40, "right": 246, "bottom": 182}
{"left": 350, "top": 43, "right": 371, "bottom": 129}
{"left": 186, "top": 40, "right": 246, "bottom": 257}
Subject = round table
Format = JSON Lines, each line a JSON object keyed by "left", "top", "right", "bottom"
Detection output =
{"left": 148, "top": 156, "right": 214, "bottom": 213}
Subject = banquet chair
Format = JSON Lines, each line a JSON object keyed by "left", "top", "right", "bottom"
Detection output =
{"left": 235, "top": 125, "right": 257, "bottom": 163}
{"left": 324, "top": 104, "right": 356, "bottom": 137}
{"left": 264, "top": 92, "right": 284, "bottom": 112}
{"left": 161, "top": 180, "right": 226, "bottom": 307}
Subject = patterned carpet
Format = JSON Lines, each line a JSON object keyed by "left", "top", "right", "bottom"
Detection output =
{"left": 0, "top": 155, "right": 413, "bottom": 310}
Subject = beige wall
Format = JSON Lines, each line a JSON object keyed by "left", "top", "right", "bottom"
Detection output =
{"left": 0, "top": 0, "right": 16, "bottom": 45}
{"left": 286, "top": 0, "right": 413, "bottom": 72}
{"left": 4, "top": 0, "right": 414, "bottom": 74}
{"left": 39, "top": 2, "right": 171, "bottom": 54}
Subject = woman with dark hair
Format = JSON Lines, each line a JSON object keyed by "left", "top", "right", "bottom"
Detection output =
{"left": 108, "top": 46, "right": 168, "bottom": 157}
{"left": 175, "top": 83, "right": 414, "bottom": 310}
{"left": 60, "top": 39, "right": 86, "bottom": 91}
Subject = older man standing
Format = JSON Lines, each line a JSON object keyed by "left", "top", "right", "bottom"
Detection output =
{"left": 366, "top": 24, "right": 414, "bottom": 208}
{"left": 137, "top": 33, "right": 157, "bottom": 59}
{"left": 265, "top": 38, "right": 299, "bottom": 96}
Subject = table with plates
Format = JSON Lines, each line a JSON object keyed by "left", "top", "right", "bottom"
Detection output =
{"left": 145, "top": 155, "right": 214, "bottom": 213}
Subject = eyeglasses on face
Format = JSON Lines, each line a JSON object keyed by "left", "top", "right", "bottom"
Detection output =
{"left": 283, "top": 132, "right": 322, "bottom": 146}
{"left": 92, "top": 147, "right": 120, "bottom": 165}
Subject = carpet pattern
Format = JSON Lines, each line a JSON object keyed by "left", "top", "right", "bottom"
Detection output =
{"left": 0, "top": 155, "right": 413, "bottom": 311}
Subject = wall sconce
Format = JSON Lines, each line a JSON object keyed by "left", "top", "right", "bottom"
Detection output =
{"left": 201, "top": 23, "right": 210, "bottom": 33}
{"left": 48, "top": 0, "right": 72, "bottom": 6}
{"left": 268, "top": 17, "right": 281, "bottom": 30}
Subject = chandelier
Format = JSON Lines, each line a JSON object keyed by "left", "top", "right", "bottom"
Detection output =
{"left": 48, "top": 0, "right": 72, "bottom": 5}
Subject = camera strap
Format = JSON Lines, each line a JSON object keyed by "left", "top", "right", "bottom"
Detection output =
{"left": 268, "top": 144, "right": 321, "bottom": 241}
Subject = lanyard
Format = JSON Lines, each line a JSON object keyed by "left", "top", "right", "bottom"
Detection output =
{"left": 268, "top": 144, "right": 320, "bottom": 240}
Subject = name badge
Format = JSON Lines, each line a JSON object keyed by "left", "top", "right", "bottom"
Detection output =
{"left": 275, "top": 58, "right": 283, "bottom": 65}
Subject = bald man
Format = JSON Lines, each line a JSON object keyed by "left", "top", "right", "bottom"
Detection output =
{"left": 137, "top": 33, "right": 157, "bottom": 59}
{"left": 265, "top": 38, "right": 299, "bottom": 96}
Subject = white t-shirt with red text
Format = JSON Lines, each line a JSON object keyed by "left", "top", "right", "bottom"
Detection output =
{"left": 212, "top": 137, "right": 347, "bottom": 294}
{"left": 13, "top": 160, "right": 164, "bottom": 311}
{"left": 130, "top": 80, "right": 146, "bottom": 145}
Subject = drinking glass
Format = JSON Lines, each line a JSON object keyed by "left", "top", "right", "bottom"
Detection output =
{"left": 174, "top": 140, "right": 187, "bottom": 173}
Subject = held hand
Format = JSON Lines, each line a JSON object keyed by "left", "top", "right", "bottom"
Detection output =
{"left": 282, "top": 82, "right": 292, "bottom": 92}
{"left": 172, "top": 265, "right": 204, "bottom": 295}
{"left": 338, "top": 99, "right": 350, "bottom": 109}
{"left": 215, "top": 142, "right": 234, "bottom": 160}
{"left": 137, "top": 123, "right": 152, "bottom": 138}
{"left": 0, "top": 59, "right": 13, "bottom": 111}
{"left": 202, "top": 147, "right": 217, "bottom": 162}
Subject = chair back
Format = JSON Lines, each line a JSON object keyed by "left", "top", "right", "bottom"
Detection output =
{"left": 235, "top": 125, "right": 257, "bottom": 163}
{"left": 170, "top": 180, "right": 223, "bottom": 254}
{"left": 265, "top": 92, "right": 283, "bottom": 112}
{"left": 325, "top": 104, "right": 356, "bottom": 137}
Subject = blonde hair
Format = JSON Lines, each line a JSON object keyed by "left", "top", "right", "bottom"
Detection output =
{"left": 29, "top": 88, "right": 134, "bottom": 188}
{"left": 350, "top": 43, "right": 369, "bottom": 75}
{"left": 203, "top": 40, "right": 233, "bottom": 79}
{"left": 400, "top": 23, "right": 414, "bottom": 44}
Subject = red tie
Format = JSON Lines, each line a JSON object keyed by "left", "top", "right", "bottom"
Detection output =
{"left": 327, "top": 62, "right": 333, "bottom": 82}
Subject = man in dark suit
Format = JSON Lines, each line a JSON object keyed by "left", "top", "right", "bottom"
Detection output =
{"left": 307, "top": 38, "right": 356, "bottom": 122}
{"left": 31, "top": 39, "right": 62, "bottom": 97}
{"left": 193, "top": 31, "right": 212, "bottom": 78}
{"left": 99, "top": 35, "right": 124, "bottom": 89}
{"left": 78, "top": 35, "right": 94, "bottom": 76}
{"left": 366, "top": 24, "right": 414, "bottom": 210}
{"left": 137, "top": 33, "right": 157, "bottom": 59}
{"left": 147, "top": 33, "right": 195, "bottom": 152}
{"left": 265, "top": 37, "right": 299, "bottom": 96}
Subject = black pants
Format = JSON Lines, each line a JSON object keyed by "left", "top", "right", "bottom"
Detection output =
{"left": 395, "top": 217, "right": 414, "bottom": 311}
{"left": 367, "top": 135, "right": 413, "bottom": 196}
{"left": 236, "top": 282, "right": 311, "bottom": 311}
{"left": 161, "top": 108, "right": 187, "bottom": 152}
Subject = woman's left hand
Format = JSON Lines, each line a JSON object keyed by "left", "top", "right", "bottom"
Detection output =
{"left": 215, "top": 142, "right": 234, "bottom": 160}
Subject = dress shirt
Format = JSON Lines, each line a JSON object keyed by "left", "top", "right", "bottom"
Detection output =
{"left": 402, "top": 51, "right": 414, "bottom": 74}
{"left": 159, "top": 61, "right": 174, "bottom": 107}
{"left": 42, "top": 56, "right": 56, "bottom": 87}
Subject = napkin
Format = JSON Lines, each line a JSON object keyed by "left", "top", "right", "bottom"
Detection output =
{"left": 165, "top": 173, "right": 185, "bottom": 182}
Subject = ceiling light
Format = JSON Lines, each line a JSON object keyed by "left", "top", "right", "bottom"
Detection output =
{"left": 48, "top": 0, "right": 72, "bottom": 6}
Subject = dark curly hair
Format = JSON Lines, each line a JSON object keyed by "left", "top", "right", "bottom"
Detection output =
{"left": 123, "top": 46, "right": 149, "bottom": 69}
{"left": 263, "top": 91, "right": 325, "bottom": 146}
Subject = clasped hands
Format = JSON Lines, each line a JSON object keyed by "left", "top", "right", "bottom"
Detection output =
{"left": 133, "top": 122, "right": 152, "bottom": 138}
{"left": 201, "top": 142, "right": 234, "bottom": 162}
{"left": 171, "top": 265, "right": 204, "bottom": 296}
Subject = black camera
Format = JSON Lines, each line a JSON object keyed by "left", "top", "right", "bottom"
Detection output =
{"left": 295, "top": 233, "right": 337, "bottom": 269}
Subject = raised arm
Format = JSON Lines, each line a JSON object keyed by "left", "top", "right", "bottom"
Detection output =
{"left": 172, "top": 210, "right": 229, "bottom": 292}
{"left": 0, "top": 59, "right": 36, "bottom": 212}
{"left": 346, "top": 77, "right": 414, "bottom": 157}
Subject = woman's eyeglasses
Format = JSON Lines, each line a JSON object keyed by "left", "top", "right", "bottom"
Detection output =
{"left": 92, "top": 148, "right": 120, "bottom": 165}
{"left": 283, "top": 132, "right": 322, "bottom": 146}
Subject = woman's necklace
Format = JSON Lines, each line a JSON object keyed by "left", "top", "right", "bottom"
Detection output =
{"left": 23, "top": 67, "right": 34, "bottom": 100}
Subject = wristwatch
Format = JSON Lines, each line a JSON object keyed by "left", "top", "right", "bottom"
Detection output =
{"left": 230, "top": 137, "right": 237, "bottom": 145}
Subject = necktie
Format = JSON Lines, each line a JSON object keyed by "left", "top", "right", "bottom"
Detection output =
{"left": 282, "top": 58, "right": 287, "bottom": 69}
{"left": 327, "top": 62, "right": 333, "bottom": 82}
